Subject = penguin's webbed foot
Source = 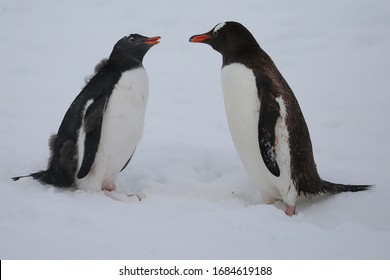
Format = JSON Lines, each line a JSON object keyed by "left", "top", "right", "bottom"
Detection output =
{"left": 127, "top": 193, "right": 141, "bottom": 202}
{"left": 102, "top": 183, "right": 116, "bottom": 192}
{"left": 103, "top": 190, "right": 141, "bottom": 202}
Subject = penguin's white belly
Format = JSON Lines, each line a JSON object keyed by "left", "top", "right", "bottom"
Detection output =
{"left": 78, "top": 68, "right": 148, "bottom": 191}
{"left": 221, "top": 63, "right": 295, "bottom": 204}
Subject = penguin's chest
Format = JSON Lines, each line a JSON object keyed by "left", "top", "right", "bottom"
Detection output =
{"left": 97, "top": 68, "right": 148, "bottom": 179}
{"left": 221, "top": 63, "right": 291, "bottom": 190}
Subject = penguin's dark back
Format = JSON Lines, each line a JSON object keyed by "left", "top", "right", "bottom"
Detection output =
{"left": 226, "top": 45, "right": 323, "bottom": 195}
{"left": 255, "top": 52, "right": 323, "bottom": 195}
{"left": 45, "top": 62, "right": 124, "bottom": 187}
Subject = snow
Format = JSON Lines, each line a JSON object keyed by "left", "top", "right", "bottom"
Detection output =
{"left": 1, "top": 0, "right": 390, "bottom": 259}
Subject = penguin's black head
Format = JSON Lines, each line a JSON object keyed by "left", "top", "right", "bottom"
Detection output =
{"left": 109, "top": 34, "right": 160, "bottom": 66}
{"left": 189, "top": 21, "right": 259, "bottom": 58}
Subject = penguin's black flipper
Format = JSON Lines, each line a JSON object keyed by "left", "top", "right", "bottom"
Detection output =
{"left": 120, "top": 149, "right": 136, "bottom": 172}
{"left": 257, "top": 80, "right": 281, "bottom": 177}
{"left": 77, "top": 96, "right": 109, "bottom": 179}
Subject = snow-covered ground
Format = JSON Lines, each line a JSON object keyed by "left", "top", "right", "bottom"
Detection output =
{"left": 1, "top": 0, "right": 389, "bottom": 259}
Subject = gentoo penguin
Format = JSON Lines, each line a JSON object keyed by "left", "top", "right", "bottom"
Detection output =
{"left": 190, "top": 22, "right": 371, "bottom": 216}
{"left": 12, "top": 34, "right": 160, "bottom": 192}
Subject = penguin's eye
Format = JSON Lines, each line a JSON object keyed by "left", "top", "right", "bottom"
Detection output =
{"left": 128, "top": 37, "right": 135, "bottom": 44}
{"left": 213, "top": 30, "right": 218, "bottom": 37}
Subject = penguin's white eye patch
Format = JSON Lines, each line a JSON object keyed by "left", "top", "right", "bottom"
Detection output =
{"left": 128, "top": 37, "right": 135, "bottom": 44}
{"left": 213, "top": 22, "right": 226, "bottom": 37}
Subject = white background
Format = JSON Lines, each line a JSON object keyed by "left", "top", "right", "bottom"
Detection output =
{"left": 2, "top": 260, "right": 390, "bottom": 279}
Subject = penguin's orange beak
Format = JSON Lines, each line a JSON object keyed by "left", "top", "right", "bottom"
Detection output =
{"left": 143, "top": 36, "right": 161, "bottom": 45}
{"left": 189, "top": 34, "right": 211, "bottom": 43}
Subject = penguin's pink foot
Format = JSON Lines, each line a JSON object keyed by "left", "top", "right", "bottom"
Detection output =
{"left": 102, "top": 183, "right": 116, "bottom": 192}
{"left": 103, "top": 190, "right": 142, "bottom": 202}
{"left": 284, "top": 205, "right": 296, "bottom": 216}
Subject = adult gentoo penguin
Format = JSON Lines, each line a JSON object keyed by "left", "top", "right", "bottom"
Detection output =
{"left": 12, "top": 34, "right": 160, "bottom": 192}
{"left": 190, "top": 22, "right": 371, "bottom": 216}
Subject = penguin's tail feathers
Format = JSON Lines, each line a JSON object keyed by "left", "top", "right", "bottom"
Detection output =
{"left": 12, "top": 170, "right": 52, "bottom": 185}
{"left": 321, "top": 179, "right": 373, "bottom": 194}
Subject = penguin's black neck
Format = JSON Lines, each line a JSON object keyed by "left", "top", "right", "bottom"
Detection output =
{"left": 222, "top": 44, "right": 273, "bottom": 70}
{"left": 222, "top": 45, "right": 258, "bottom": 67}
{"left": 108, "top": 56, "right": 143, "bottom": 72}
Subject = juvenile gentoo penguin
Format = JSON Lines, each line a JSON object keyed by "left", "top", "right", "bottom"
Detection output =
{"left": 190, "top": 22, "right": 371, "bottom": 216}
{"left": 12, "top": 34, "right": 160, "bottom": 192}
